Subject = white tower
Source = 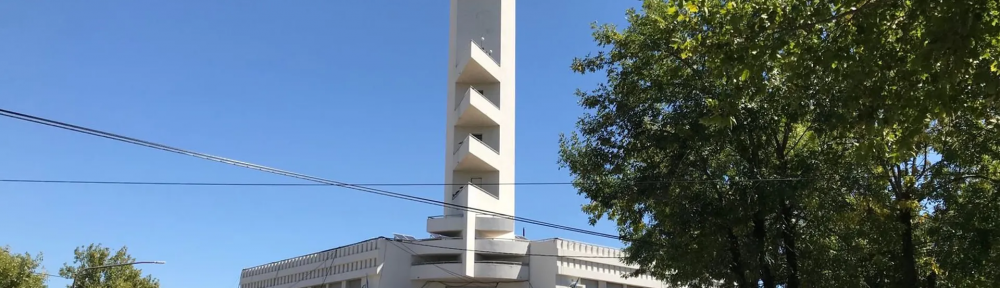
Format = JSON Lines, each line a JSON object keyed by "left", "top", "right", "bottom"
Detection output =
{"left": 238, "top": 2, "right": 663, "bottom": 286}
{"left": 427, "top": 0, "right": 516, "bottom": 275}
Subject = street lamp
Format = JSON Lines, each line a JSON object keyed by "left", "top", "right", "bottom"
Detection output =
{"left": 70, "top": 261, "right": 165, "bottom": 288}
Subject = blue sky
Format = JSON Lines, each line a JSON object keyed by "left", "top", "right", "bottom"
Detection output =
{"left": 0, "top": 1, "right": 637, "bottom": 287}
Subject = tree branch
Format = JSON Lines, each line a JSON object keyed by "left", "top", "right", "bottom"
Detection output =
{"left": 770, "top": 0, "right": 882, "bottom": 36}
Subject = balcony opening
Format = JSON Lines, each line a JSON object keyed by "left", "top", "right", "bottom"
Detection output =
{"left": 470, "top": 178, "right": 499, "bottom": 199}
{"left": 454, "top": 127, "right": 499, "bottom": 153}
{"left": 434, "top": 230, "right": 462, "bottom": 238}
{"left": 468, "top": 85, "right": 500, "bottom": 109}
{"left": 475, "top": 254, "right": 526, "bottom": 265}
{"left": 413, "top": 254, "right": 461, "bottom": 265}
{"left": 454, "top": 84, "right": 500, "bottom": 113}
{"left": 454, "top": 172, "right": 499, "bottom": 198}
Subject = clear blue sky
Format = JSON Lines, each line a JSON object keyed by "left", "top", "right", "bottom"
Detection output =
{"left": 0, "top": 1, "right": 636, "bottom": 287}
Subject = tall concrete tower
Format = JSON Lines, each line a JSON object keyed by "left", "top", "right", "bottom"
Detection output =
{"left": 427, "top": 0, "right": 517, "bottom": 273}
{"left": 239, "top": 2, "right": 661, "bottom": 286}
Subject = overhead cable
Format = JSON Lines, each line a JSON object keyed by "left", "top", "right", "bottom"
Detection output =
{"left": 0, "top": 177, "right": 809, "bottom": 186}
{"left": 0, "top": 108, "right": 619, "bottom": 240}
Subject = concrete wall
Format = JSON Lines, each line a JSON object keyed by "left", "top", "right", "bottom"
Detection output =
{"left": 453, "top": 126, "right": 499, "bottom": 151}
{"left": 528, "top": 240, "right": 559, "bottom": 288}
{"left": 531, "top": 239, "right": 668, "bottom": 288}
{"left": 374, "top": 238, "right": 415, "bottom": 288}
{"left": 455, "top": 83, "right": 500, "bottom": 108}
{"left": 495, "top": 0, "right": 516, "bottom": 228}
{"left": 452, "top": 170, "right": 500, "bottom": 197}
{"left": 455, "top": 0, "right": 502, "bottom": 65}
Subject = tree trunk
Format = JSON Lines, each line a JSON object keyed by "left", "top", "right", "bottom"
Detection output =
{"left": 752, "top": 211, "right": 776, "bottom": 288}
{"left": 775, "top": 124, "right": 801, "bottom": 288}
{"left": 889, "top": 164, "right": 920, "bottom": 288}
{"left": 897, "top": 205, "right": 920, "bottom": 288}
{"left": 727, "top": 229, "right": 752, "bottom": 288}
{"left": 779, "top": 200, "right": 801, "bottom": 288}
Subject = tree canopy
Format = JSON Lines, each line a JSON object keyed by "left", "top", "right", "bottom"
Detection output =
{"left": 0, "top": 246, "right": 46, "bottom": 288}
{"left": 58, "top": 244, "right": 159, "bottom": 288}
{"left": 559, "top": 0, "right": 999, "bottom": 287}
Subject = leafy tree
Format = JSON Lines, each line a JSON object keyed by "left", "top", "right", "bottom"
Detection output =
{"left": 58, "top": 245, "right": 159, "bottom": 288}
{"left": 0, "top": 246, "right": 47, "bottom": 288}
{"left": 559, "top": 0, "right": 999, "bottom": 287}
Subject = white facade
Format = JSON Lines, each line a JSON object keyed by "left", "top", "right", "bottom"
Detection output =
{"left": 238, "top": 237, "right": 666, "bottom": 288}
{"left": 238, "top": 1, "right": 669, "bottom": 287}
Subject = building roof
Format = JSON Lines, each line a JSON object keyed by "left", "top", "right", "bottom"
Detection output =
{"left": 240, "top": 236, "right": 382, "bottom": 273}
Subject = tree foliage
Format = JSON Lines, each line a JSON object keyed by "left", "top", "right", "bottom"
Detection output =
{"left": 0, "top": 246, "right": 46, "bottom": 288}
{"left": 58, "top": 245, "right": 159, "bottom": 288}
{"left": 559, "top": 0, "right": 999, "bottom": 287}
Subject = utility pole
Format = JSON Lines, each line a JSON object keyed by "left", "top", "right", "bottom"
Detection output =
{"left": 70, "top": 261, "right": 165, "bottom": 288}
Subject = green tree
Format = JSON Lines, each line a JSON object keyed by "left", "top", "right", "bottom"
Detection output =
{"left": 920, "top": 112, "right": 1000, "bottom": 287}
{"left": 560, "top": 0, "right": 999, "bottom": 287}
{"left": 0, "top": 246, "right": 47, "bottom": 288}
{"left": 58, "top": 245, "right": 159, "bottom": 288}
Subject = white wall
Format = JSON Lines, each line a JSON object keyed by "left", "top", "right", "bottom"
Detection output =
{"left": 494, "top": 0, "right": 517, "bottom": 228}
{"left": 453, "top": 126, "right": 500, "bottom": 151}
{"left": 373, "top": 238, "right": 415, "bottom": 288}
{"left": 455, "top": 83, "right": 501, "bottom": 108}
{"left": 452, "top": 171, "right": 500, "bottom": 195}
{"left": 531, "top": 239, "right": 668, "bottom": 288}
{"left": 455, "top": 0, "right": 502, "bottom": 65}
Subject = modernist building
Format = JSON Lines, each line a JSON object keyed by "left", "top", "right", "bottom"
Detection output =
{"left": 237, "top": 1, "right": 668, "bottom": 287}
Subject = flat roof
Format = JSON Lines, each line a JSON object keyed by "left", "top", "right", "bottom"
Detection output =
{"left": 240, "top": 236, "right": 382, "bottom": 272}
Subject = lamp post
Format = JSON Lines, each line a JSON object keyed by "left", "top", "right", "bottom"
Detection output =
{"left": 70, "top": 261, "right": 165, "bottom": 288}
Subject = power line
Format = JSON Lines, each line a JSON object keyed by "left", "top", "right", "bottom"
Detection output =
{"left": 396, "top": 238, "right": 623, "bottom": 258}
{"left": 0, "top": 108, "right": 620, "bottom": 240}
{"left": 0, "top": 179, "right": 395, "bottom": 186}
{"left": 0, "top": 177, "right": 810, "bottom": 187}
{"left": 36, "top": 272, "right": 70, "bottom": 279}
{"left": 10, "top": 173, "right": 990, "bottom": 188}
{"left": 388, "top": 240, "right": 480, "bottom": 283}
